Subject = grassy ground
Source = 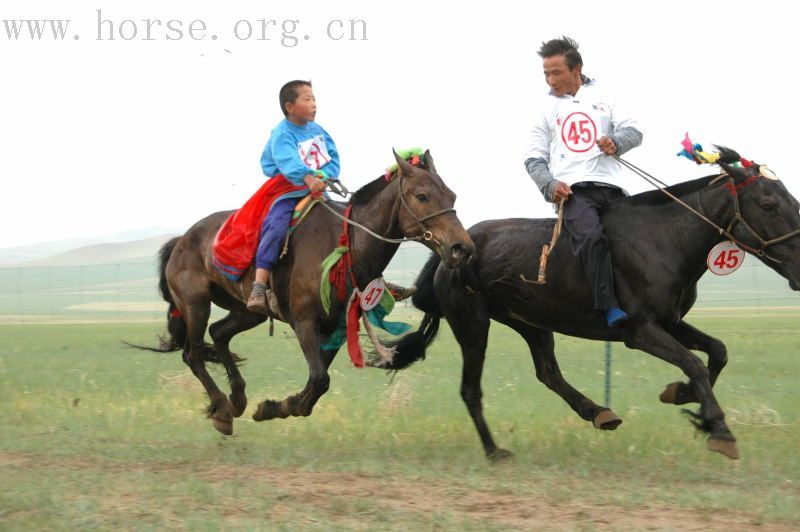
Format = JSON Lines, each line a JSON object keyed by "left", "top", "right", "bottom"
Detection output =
{"left": 1, "top": 309, "right": 799, "bottom": 530}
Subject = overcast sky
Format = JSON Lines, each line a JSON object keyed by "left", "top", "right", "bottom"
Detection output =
{"left": 1, "top": 0, "right": 797, "bottom": 248}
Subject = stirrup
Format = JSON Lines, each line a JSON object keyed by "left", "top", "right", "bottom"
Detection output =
{"left": 266, "top": 288, "right": 282, "bottom": 317}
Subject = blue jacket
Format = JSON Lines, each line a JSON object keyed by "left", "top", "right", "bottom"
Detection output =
{"left": 260, "top": 119, "right": 340, "bottom": 202}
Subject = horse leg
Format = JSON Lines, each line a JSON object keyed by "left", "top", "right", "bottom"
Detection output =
{"left": 175, "top": 293, "right": 237, "bottom": 435}
{"left": 659, "top": 320, "right": 728, "bottom": 405}
{"left": 208, "top": 310, "right": 267, "bottom": 418}
{"left": 624, "top": 321, "right": 738, "bottom": 459}
{"left": 444, "top": 294, "right": 510, "bottom": 461}
{"left": 509, "top": 322, "right": 621, "bottom": 430}
{"left": 253, "top": 319, "right": 330, "bottom": 420}
{"left": 320, "top": 345, "right": 340, "bottom": 369}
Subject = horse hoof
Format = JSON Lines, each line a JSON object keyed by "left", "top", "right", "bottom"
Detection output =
{"left": 593, "top": 409, "right": 622, "bottom": 430}
{"left": 212, "top": 418, "right": 233, "bottom": 436}
{"left": 488, "top": 448, "right": 514, "bottom": 463}
{"left": 253, "top": 400, "right": 283, "bottom": 421}
{"left": 252, "top": 402, "right": 267, "bottom": 421}
{"left": 660, "top": 381, "right": 697, "bottom": 405}
{"left": 708, "top": 438, "right": 739, "bottom": 460}
{"left": 659, "top": 382, "right": 682, "bottom": 404}
{"left": 230, "top": 395, "right": 247, "bottom": 418}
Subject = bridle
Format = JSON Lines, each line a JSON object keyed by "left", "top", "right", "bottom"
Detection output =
{"left": 615, "top": 156, "right": 800, "bottom": 264}
{"left": 317, "top": 171, "right": 456, "bottom": 246}
{"left": 704, "top": 174, "right": 800, "bottom": 262}
{"left": 397, "top": 172, "right": 456, "bottom": 243}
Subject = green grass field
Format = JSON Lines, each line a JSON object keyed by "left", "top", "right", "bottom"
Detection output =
{"left": 1, "top": 307, "right": 799, "bottom": 530}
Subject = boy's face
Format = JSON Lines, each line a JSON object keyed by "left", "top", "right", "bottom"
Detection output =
{"left": 286, "top": 85, "right": 317, "bottom": 124}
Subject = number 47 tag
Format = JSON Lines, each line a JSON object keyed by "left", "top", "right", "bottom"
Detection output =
{"left": 707, "top": 241, "right": 745, "bottom": 275}
{"left": 360, "top": 278, "right": 386, "bottom": 311}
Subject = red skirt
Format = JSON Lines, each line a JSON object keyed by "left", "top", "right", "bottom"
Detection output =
{"left": 212, "top": 175, "right": 306, "bottom": 280}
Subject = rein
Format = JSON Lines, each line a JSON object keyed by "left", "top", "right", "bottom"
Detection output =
{"left": 317, "top": 173, "right": 455, "bottom": 246}
{"left": 615, "top": 155, "right": 800, "bottom": 263}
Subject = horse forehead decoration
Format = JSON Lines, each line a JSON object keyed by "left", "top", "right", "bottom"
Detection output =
{"left": 677, "top": 132, "right": 780, "bottom": 180}
{"left": 384, "top": 147, "right": 427, "bottom": 181}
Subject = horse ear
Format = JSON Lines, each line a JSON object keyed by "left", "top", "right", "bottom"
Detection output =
{"left": 392, "top": 148, "right": 415, "bottom": 177}
{"left": 715, "top": 146, "right": 741, "bottom": 165}
{"left": 422, "top": 149, "right": 437, "bottom": 174}
{"left": 718, "top": 162, "right": 751, "bottom": 184}
{"left": 714, "top": 146, "right": 750, "bottom": 184}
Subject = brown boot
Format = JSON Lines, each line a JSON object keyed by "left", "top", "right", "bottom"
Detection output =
{"left": 247, "top": 282, "right": 269, "bottom": 314}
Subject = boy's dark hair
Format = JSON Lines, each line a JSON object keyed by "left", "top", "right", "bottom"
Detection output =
{"left": 538, "top": 36, "right": 583, "bottom": 70}
{"left": 279, "top": 80, "right": 312, "bottom": 116}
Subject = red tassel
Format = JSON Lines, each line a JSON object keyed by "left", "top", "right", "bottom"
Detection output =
{"left": 328, "top": 206, "right": 354, "bottom": 304}
{"left": 346, "top": 295, "right": 364, "bottom": 368}
{"left": 170, "top": 307, "right": 182, "bottom": 318}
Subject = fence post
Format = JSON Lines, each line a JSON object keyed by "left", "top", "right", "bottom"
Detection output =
{"left": 605, "top": 341, "right": 612, "bottom": 408}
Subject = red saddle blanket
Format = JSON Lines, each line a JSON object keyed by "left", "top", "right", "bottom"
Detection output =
{"left": 212, "top": 175, "right": 306, "bottom": 280}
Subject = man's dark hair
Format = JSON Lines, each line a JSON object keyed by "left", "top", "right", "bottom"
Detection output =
{"left": 279, "top": 80, "right": 312, "bottom": 116}
{"left": 538, "top": 36, "right": 583, "bottom": 70}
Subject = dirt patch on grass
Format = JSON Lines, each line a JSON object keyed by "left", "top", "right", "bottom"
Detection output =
{"left": 0, "top": 316, "right": 161, "bottom": 325}
{"left": 1, "top": 451, "right": 793, "bottom": 531}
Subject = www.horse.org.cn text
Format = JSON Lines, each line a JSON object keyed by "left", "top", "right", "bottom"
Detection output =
{"left": 1, "top": 10, "right": 369, "bottom": 47}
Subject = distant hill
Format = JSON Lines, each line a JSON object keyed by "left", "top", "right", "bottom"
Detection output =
{"left": 0, "top": 226, "right": 186, "bottom": 266}
{"left": 9, "top": 235, "right": 177, "bottom": 267}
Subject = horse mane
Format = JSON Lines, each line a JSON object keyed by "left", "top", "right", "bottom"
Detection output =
{"left": 349, "top": 174, "right": 392, "bottom": 206}
{"left": 348, "top": 158, "right": 434, "bottom": 206}
{"left": 622, "top": 147, "right": 742, "bottom": 207}
{"left": 622, "top": 175, "right": 720, "bottom": 207}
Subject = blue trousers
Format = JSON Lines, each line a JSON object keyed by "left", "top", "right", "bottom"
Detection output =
{"left": 255, "top": 197, "right": 299, "bottom": 271}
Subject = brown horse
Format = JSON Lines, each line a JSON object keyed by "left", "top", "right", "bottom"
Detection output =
{"left": 140, "top": 150, "right": 474, "bottom": 435}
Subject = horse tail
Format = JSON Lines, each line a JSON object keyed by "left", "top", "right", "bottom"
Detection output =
{"left": 125, "top": 237, "right": 187, "bottom": 353}
{"left": 157, "top": 237, "right": 187, "bottom": 352}
{"left": 381, "top": 253, "right": 442, "bottom": 370}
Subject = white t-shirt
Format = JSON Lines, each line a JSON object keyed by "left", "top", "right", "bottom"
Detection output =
{"left": 525, "top": 80, "right": 640, "bottom": 192}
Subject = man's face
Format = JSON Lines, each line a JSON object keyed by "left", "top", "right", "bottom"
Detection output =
{"left": 287, "top": 85, "right": 317, "bottom": 123}
{"left": 542, "top": 55, "right": 582, "bottom": 97}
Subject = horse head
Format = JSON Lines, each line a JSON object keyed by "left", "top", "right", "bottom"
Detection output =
{"left": 391, "top": 149, "right": 474, "bottom": 268}
{"left": 718, "top": 148, "right": 800, "bottom": 290}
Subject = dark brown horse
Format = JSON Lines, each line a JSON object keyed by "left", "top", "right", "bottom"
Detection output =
{"left": 139, "top": 150, "right": 474, "bottom": 435}
{"left": 383, "top": 148, "right": 800, "bottom": 460}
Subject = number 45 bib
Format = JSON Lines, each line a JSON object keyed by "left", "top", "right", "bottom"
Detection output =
{"left": 561, "top": 111, "right": 598, "bottom": 153}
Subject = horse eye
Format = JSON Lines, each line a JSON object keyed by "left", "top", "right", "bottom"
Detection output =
{"left": 761, "top": 201, "right": 777, "bottom": 212}
{"left": 415, "top": 193, "right": 429, "bottom": 202}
